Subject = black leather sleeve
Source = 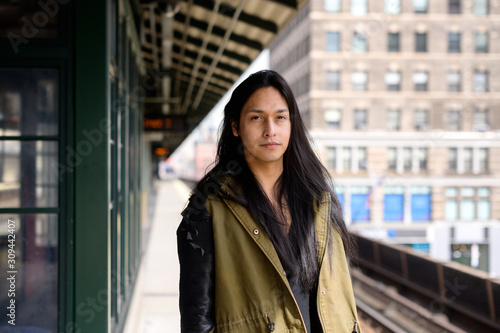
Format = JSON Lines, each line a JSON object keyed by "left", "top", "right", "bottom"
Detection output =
{"left": 177, "top": 200, "right": 215, "bottom": 333}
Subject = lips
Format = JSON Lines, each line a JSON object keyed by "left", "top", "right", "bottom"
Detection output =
{"left": 261, "top": 142, "right": 280, "bottom": 148}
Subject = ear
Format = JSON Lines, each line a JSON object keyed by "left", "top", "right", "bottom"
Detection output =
{"left": 231, "top": 120, "right": 239, "bottom": 137}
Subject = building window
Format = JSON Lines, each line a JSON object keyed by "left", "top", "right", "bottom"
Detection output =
{"left": 354, "top": 109, "right": 367, "bottom": 130}
{"left": 325, "top": 109, "right": 342, "bottom": 129}
{"left": 474, "top": 71, "right": 488, "bottom": 92}
{"left": 445, "top": 187, "right": 459, "bottom": 221}
{"left": 351, "top": 185, "right": 371, "bottom": 222}
{"left": 418, "top": 148, "right": 428, "bottom": 170}
{"left": 414, "top": 109, "right": 428, "bottom": 131}
{"left": 358, "top": 147, "right": 367, "bottom": 170}
{"left": 352, "top": 70, "right": 368, "bottom": 91}
{"left": 387, "top": 109, "right": 401, "bottom": 130}
{"left": 325, "top": 0, "right": 341, "bottom": 12}
{"left": 388, "top": 147, "right": 397, "bottom": 170}
{"left": 448, "top": 33, "right": 461, "bottom": 53}
{"left": 474, "top": 0, "right": 488, "bottom": 15}
{"left": 353, "top": 31, "right": 368, "bottom": 53}
{"left": 479, "top": 148, "right": 489, "bottom": 172}
{"left": 464, "top": 148, "right": 473, "bottom": 172}
{"left": 351, "top": 0, "right": 368, "bottom": 16}
{"left": 385, "top": 71, "right": 401, "bottom": 91}
{"left": 326, "top": 31, "right": 341, "bottom": 52}
{"left": 327, "top": 147, "right": 336, "bottom": 169}
{"left": 385, "top": 0, "right": 401, "bottom": 14}
{"left": 327, "top": 70, "right": 341, "bottom": 90}
{"left": 388, "top": 32, "right": 400, "bottom": 52}
{"left": 473, "top": 109, "right": 489, "bottom": 131}
{"left": 478, "top": 187, "right": 490, "bottom": 220}
{"left": 448, "top": 148, "right": 458, "bottom": 170}
{"left": 413, "top": 0, "right": 428, "bottom": 13}
{"left": 447, "top": 110, "right": 461, "bottom": 130}
{"left": 475, "top": 32, "right": 489, "bottom": 53}
{"left": 415, "top": 32, "right": 427, "bottom": 52}
{"left": 411, "top": 186, "right": 431, "bottom": 221}
{"left": 413, "top": 71, "right": 428, "bottom": 91}
{"left": 404, "top": 147, "right": 412, "bottom": 171}
{"left": 447, "top": 71, "right": 461, "bottom": 92}
{"left": 449, "top": 0, "right": 461, "bottom": 14}
{"left": 384, "top": 186, "right": 405, "bottom": 221}
{"left": 343, "top": 147, "right": 352, "bottom": 171}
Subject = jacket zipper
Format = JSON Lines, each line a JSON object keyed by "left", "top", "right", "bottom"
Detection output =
{"left": 265, "top": 313, "right": 275, "bottom": 332}
{"left": 316, "top": 197, "right": 331, "bottom": 332}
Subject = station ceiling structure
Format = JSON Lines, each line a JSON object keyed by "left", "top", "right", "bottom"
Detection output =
{"left": 139, "top": 0, "right": 308, "bottom": 155}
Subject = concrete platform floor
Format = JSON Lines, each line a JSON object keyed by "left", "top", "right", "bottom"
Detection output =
{"left": 124, "top": 179, "right": 191, "bottom": 333}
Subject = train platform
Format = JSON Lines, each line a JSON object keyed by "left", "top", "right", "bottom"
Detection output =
{"left": 124, "top": 179, "right": 191, "bottom": 333}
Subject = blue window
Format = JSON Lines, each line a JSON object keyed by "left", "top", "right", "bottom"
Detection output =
{"left": 412, "top": 243, "right": 430, "bottom": 253}
{"left": 384, "top": 186, "right": 404, "bottom": 221}
{"left": 411, "top": 186, "right": 431, "bottom": 221}
{"left": 326, "top": 31, "right": 341, "bottom": 52}
{"left": 351, "top": 186, "right": 371, "bottom": 222}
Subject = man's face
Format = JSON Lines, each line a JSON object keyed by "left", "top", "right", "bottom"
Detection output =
{"left": 232, "top": 87, "right": 291, "bottom": 170}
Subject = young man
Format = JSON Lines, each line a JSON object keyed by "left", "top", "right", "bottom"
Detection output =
{"left": 177, "top": 70, "right": 361, "bottom": 332}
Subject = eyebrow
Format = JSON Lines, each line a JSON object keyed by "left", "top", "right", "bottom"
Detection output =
{"left": 245, "top": 108, "right": 289, "bottom": 114}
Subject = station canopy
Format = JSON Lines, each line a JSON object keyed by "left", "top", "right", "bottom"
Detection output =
{"left": 139, "top": 0, "right": 307, "bottom": 154}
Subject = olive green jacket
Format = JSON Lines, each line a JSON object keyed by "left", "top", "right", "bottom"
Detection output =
{"left": 200, "top": 181, "right": 361, "bottom": 333}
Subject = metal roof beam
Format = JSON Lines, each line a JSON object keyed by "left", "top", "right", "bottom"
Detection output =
{"left": 174, "top": 13, "right": 263, "bottom": 50}
{"left": 173, "top": 30, "right": 251, "bottom": 64}
{"left": 192, "top": 0, "right": 278, "bottom": 33}
{"left": 268, "top": 0, "right": 299, "bottom": 9}
{"left": 172, "top": 44, "right": 243, "bottom": 76}
{"left": 172, "top": 58, "right": 235, "bottom": 85}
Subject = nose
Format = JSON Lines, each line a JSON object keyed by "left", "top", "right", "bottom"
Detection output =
{"left": 264, "top": 118, "right": 276, "bottom": 137}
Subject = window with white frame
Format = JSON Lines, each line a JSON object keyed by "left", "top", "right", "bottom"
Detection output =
{"left": 351, "top": 0, "right": 368, "bottom": 16}
{"left": 327, "top": 70, "right": 341, "bottom": 90}
{"left": 460, "top": 187, "right": 475, "bottom": 221}
{"left": 388, "top": 147, "right": 397, "bottom": 170}
{"left": 354, "top": 109, "right": 367, "bottom": 130}
{"left": 325, "top": 109, "right": 342, "bottom": 129}
{"left": 385, "top": 71, "right": 401, "bottom": 91}
{"left": 418, "top": 148, "right": 428, "bottom": 170}
{"left": 353, "top": 31, "right": 368, "bottom": 53}
{"left": 352, "top": 70, "right": 368, "bottom": 91}
{"left": 358, "top": 147, "right": 367, "bottom": 170}
{"left": 447, "top": 71, "right": 461, "bottom": 92}
{"left": 448, "top": 148, "right": 458, "bottom": 170}
{"left": 477, "top": 187, "right": 490, "bottom": 220}
{"left": 413, "top": 0, "right": 428, "bottom": 13}
{"left": 445, "top": 187, "right": 459, "bottom": 221}
{"left": 448, "top": 33, "right": 461, "bottom": 53}
{"left": 388, "top": 32, "right": 400, "bottom": 52}
{"left": 404, "top": 147, "right": 412, "bottom": 171}
{"left": 385, "top": 0, "right": 401, "bottom": 14}
{"left": 474, "top": 71, "right": 488, "bottom": 92}
{"left": 473, "top": 109, "right": 489, "bottom": 131}
{"left": 325, "top": 0, "right": 341, "bottom": 12}
{"left": 479, "top": 148, "right": 489, "bottom": 172}
{"left": 447, "top": 110, "right": 461, "bottom": 130}
{"left": 327, "top": 147, "right": 337, "bottom": 170}
{"left": 387, "top": 109, "right": 401, "bottom": 130}
{"left": 343, "top": 147, "right": 352, "bottom": 171}
{"left": 474, "top": 0, "right": 488, "bottom": 15}
{"left": 326, "top": 31, "right": 341, "bottom": 52}
{"left": 413, "top": 71, "right": 428, "bottom": 91}
{"left": 414, "top": 109, "right": 428, "bottom": 130}
{"left": 475, "top": 32, "right": 489, "bottom": 53}
{"left": 464, "top": 147, "right": 473, "bottom": 172}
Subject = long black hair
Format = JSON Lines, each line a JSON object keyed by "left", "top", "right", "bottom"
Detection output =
{"left": 194, "top": 70, "right": 355, "bottom": 291}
